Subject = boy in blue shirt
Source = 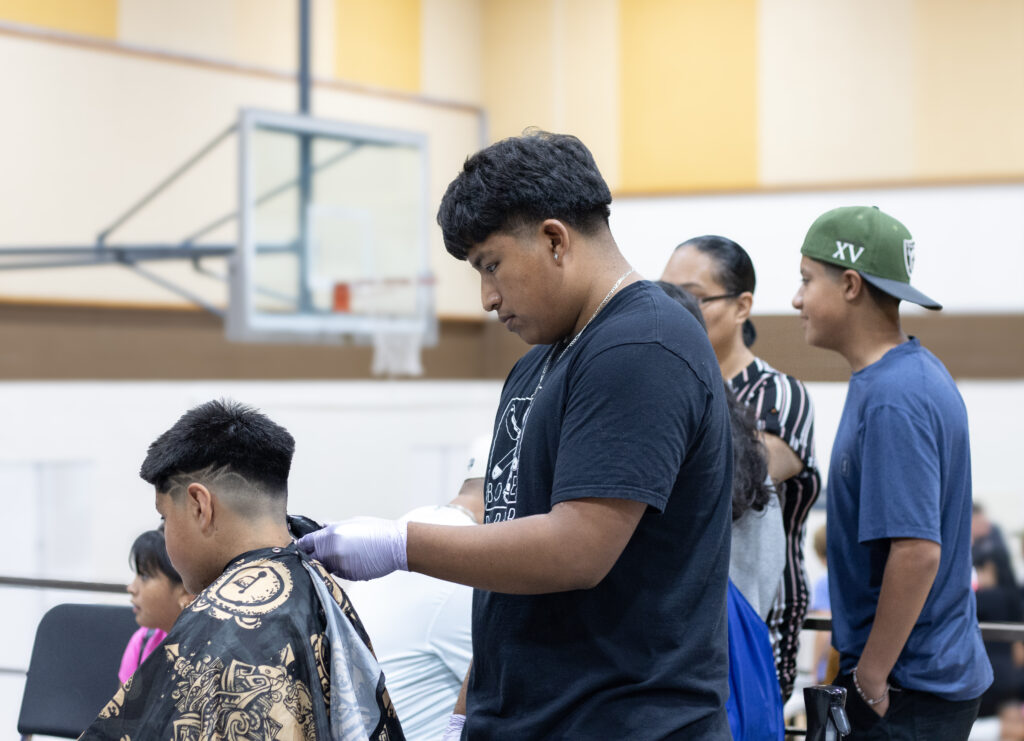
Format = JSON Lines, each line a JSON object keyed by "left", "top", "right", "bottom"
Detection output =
{"left": 793, "top": 206, "right": 991, "bottom": 739}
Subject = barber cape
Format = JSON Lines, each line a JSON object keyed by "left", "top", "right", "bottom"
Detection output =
{"left": 81, "top": 543, "right": 403, "bottom": 740}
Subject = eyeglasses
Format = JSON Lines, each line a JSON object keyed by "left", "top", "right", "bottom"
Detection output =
{"left": 698, "top": 292, "right": 741, "bottom": 305}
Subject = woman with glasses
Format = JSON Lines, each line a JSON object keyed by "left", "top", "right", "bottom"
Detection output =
{"left": 661, "top": 235, "right": 822, "bottom": 703}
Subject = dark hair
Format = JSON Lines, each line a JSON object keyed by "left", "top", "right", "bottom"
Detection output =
{"left": 437, "top": 129, "right": 612, "bottom": 260}
{"left": 726, "top": 389, "right": 774, "bottom": 520}
{"left": 655, "top": 280, "right": 772, "bottom": 520}
{"left": 140, "top": 399, "right": 295, "bottom": 504}
{"left": 677, "top": 235, "right": 757, "bottom": 347}
{"left": 129, "top": 529, "right": 182, "bottom": 585}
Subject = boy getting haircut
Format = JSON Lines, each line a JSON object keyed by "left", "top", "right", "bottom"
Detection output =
{"left": 83, "top": 399, "right": 404, "bottom": 741}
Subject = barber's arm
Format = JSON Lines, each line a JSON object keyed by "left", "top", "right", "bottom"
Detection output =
{"left": 854, "top": 537, "right": 941, "bottom": 716}
{"left": 409, "top": 496, "right": 646, "bottom": 593}
{"left": 298, "top": 496, "right": 646, "bottom": 594}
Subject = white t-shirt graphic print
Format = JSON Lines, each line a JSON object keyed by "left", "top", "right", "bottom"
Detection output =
{"left": 485, "top": 395, "right": 535, "bottom": 523}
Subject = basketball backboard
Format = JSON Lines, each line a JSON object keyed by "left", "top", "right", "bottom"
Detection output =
{"left": 227, "top": 109, "right": 436, "bottom": 348}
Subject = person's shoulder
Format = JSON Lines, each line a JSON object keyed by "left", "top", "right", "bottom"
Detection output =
{"left": 612, "top": 280, "right": 705, "bottom": 334}
{"left": 740, "top": 358, "right": 811, "bottom": 408}
{"left": 862, "top": 340, "right": 960, "bottom": 409}
{"left": 752, "top": 357, "right": 809, "bottom": 392}
{"left": 593, "top": 281, "right": 716, "bottom": 365}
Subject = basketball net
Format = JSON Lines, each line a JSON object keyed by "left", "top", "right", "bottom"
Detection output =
{"left": 371, "top": 330, "right": 424, "bottom": 377}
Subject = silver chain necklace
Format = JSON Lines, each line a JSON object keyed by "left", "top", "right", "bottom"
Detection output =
{"left": 532, "top": 267, "right": 634, "bottom": 396}
{"left": 495, "top": 267, "right": 634, "bottom": 522}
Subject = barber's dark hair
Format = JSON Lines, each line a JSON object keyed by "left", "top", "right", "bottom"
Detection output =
{"left": 140, "top": 399, "right": 295, "bottom": 503}
{"left": 129, "top": 528, "right": 182, "bottom": 585}
{"left": 437, "top": 129, "right": 612, "bottom": 260}
{"left": 676, "top": 235, "right": 758, "bottom": 347}
{"left": 655, "top": 280, "right": 772, "bottom": 520}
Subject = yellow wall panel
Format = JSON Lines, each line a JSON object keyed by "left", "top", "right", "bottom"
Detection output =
{"left": 757, "top": 0, "right": 916, "bottom": 186}
{"left": 912, "top": 0, "right": 1024, "bottom": 178}
{"left": 619, "top": 0, "right": 758, "bottom": 192}
{"left": 335, "top": 0, "right": 421, "bottom": 92}
{"left": 481, "top": 0, "right": 557, "bottom": 140}
{"left": 560, "top": 0, "right": 620, "bottom": 189}
{"left": 421, "top": 0, "right": 482, "bottom": 104}
{"left": 0, "top": 0, "right": 117, "bottom": 38}
{"left": 480, "top": 0, "right": 619, "bottom": 184}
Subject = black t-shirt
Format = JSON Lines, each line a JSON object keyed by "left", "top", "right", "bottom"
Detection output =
{"left": 468, "top": 281, "right": 733, "bottom": 739}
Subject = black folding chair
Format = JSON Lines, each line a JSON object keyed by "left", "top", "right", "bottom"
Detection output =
{"left": 17, "top": 603, "right": 138, "bottom": 739}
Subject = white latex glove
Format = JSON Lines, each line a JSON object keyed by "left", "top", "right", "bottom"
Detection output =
{"left": 441, "top": 713, "right": 466, "bottom": 741}
{"left": 296, "top": 516, "right": 408, "bottom": 580}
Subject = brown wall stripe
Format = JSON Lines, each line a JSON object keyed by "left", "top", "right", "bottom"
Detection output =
{"left": 0, "top": 303, "right": 1018, "bottom": 381}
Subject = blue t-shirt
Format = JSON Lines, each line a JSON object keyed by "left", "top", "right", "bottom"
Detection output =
{"left": 827, "top": 338, "right": 992, "bottom": 700}
{"left": 468, "top": 281, "right": 733, "bottom": 739}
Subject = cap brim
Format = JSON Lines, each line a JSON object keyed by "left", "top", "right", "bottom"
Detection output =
{"left": 859, "top": 272, "right": 942, "bottom": 310}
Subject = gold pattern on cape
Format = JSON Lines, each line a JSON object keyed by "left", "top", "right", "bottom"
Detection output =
{"left": 96, "top": 643, "right": 317, "bottom": 739}
{"left": 172, "top": 643, "right": 315, "bottom": 740}
{"left": 191, "top": 559, "right": 294, "bottom": 629}
{"left": 310, "top": 632, "right": 331, "bottom": 707}
{"left": 100, "top": 683, "right": 127, "bottom": 720}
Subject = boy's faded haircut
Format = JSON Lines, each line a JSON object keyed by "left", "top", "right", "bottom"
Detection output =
{"left": 436, "top": 128, "right": 612, "bottom": 260}
{"left": 140, "top": 399, "right": 295, "bottom": 508}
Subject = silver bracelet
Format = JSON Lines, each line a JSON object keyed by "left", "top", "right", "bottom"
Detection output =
{"left": 851, "top": 666, "right": 890, "bottom": 706}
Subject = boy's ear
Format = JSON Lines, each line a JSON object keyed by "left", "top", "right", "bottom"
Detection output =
{"left": 540, "top": 219, "right": 570, "bottom": 262}
{"left": 840, "top": 269, "right": 866, "bottom": 302}
{"left": 186, "top": 483, "right": 215, "bottom": 534}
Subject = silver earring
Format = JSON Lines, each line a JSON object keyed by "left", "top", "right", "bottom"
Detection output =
{"left": 554, "top": 253, "right": 559, "bottom": 260}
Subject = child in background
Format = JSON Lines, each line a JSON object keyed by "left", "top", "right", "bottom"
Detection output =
{"left": 118, "top": 528, "right": 192, "bottom": 684}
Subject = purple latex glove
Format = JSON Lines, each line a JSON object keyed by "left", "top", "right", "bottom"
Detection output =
{"left": 442, "top": 713, "right": 466, "bottom": 741}
{"left": 296, "top": 516, "right": 408, "bottom": 580}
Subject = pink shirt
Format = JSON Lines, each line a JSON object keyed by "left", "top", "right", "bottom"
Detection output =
{"left": 118, "top": 626, "right": 168, "bottom": 684}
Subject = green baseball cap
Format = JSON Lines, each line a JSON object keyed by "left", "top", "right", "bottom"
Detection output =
{"left": 800, "top": 206, "right": 941, "bottom": 310}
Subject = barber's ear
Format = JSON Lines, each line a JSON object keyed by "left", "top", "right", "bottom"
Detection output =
{"left": 540, "top": 219, "right": 570, "bottom": 262}
{"left": 186, "top": 483, "right": 215, "bottom": 533}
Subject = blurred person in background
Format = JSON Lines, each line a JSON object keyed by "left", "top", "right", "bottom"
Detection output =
{"left": 119, "top": 528, "right": 193, "bottom": 684}
{"left": 972, "top": 502, "right": 1017, "bottom": 587}
{"left": 661, "top": 235, "right": 821, "bottom": 700}
{"left": 793, "top": 206, "right": 991, "bottom": 739}
{"left": 344, "top": 436, "right": 487, "bottom": 741}
{"left": 973, "top": 542, "right": 1024, "bottom": 718}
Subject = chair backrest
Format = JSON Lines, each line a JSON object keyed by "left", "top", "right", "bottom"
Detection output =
{"left": 18, "top": 603, "right": 138, "bottom": 738}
